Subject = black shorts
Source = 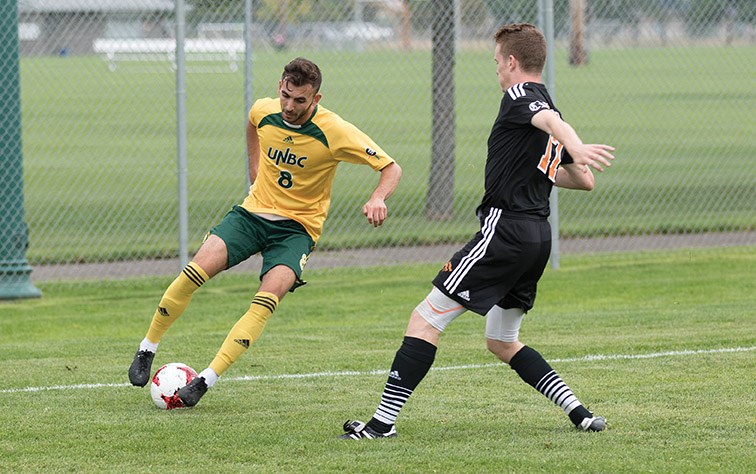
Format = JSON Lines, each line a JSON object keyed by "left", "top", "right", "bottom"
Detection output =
{"left": 432, "top": 207, "right": 551, "bottom": 315}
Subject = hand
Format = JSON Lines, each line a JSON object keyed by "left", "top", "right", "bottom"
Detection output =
{"left": 569, "top": 144, "right": 615, "bottom": 172}
{"left": 362, "top": 197, "right": 388, "bottom": 227}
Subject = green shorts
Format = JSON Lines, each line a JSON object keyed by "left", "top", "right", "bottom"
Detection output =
{"left": 210, "top": 205, "right": 315, "bottom": 282}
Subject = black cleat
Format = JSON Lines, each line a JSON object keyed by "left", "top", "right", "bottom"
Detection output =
{"left": 339, "top": 420, "right": 397, "bottom": 439}
{"left": 177, "top": 376, "right": 208, "bottom": 407}
{"left": 128, "top": 350, "right": 155, "bottom": 387}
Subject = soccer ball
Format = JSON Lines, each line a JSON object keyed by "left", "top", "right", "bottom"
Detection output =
{"left": 150, "top": 362, "right": 198, "bottom": 410}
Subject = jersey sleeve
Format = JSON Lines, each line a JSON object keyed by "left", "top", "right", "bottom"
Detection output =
{"left": 248, "top": 98, "right": 277, "bottom": 127}
{"left": 506, "top": 86, "right": 575, "bottom": 166}
{"left": 505, "top": 94, "right": 552, "bottom": 126}
{"left": 328, "top": 117, "right": 395, "bottom": 171}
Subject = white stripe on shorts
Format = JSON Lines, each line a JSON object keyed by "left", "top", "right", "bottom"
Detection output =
{"left": 443, "top": 208, "right": 502, "bottom": 294}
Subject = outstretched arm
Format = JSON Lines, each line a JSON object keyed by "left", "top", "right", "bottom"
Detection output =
{"left": 531, "top": 109, "right": 614, "bottom": 191}
{"left": 531, "top": 110, "right": 614, "bottom": 171}
{"left": 363, "top": 162, "right": 402, "bottom": 227}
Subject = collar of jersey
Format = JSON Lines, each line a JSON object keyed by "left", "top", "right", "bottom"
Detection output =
{"left": 282, "top": 105, "right": 318, "bottom": 129}
{"left": 259, "top": 105, "right": 328, "bottom": 148}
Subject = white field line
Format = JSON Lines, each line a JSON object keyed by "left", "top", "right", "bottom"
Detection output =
{"left": 2, "top": 346, "right": 753, "bottom": 395}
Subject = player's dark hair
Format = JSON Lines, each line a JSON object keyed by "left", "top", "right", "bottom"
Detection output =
{"left": 494, "top": 23, "right": 546, "bottom": 74}
{"left": 281, "top": 57, "right": 322, "bottom": 92}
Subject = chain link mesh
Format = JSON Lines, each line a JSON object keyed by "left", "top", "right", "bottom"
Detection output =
{"left": 2, "top": 0, "right": 754, "bottom": 288}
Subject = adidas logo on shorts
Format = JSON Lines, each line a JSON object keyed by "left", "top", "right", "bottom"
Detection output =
{"left": 457, "top": 290, "right": 470, "bottom": 301}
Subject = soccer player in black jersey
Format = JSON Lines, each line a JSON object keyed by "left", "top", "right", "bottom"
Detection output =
{"left": 341, "top": 23, "right": 615, "bottom": 439}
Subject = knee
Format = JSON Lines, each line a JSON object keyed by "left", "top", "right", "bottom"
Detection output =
{"left": 259, "top": 265, "right": 297, "bottom": 300}
{"left": 486, "top": 339, "right": 523, "bottom": 364}
{"left": 193, "top": 235, "right": 228, "bottom": 278}
{"left": 405, "top": 310, "right": 442, "bottom": 346}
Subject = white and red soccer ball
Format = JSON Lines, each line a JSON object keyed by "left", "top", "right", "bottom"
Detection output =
{"left": 150, "top": 363, "right": 197, "bottom": 410}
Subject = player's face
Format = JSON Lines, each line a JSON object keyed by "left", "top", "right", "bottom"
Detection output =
{"left": 494, "top": 43, "right": 511, "bottom": 91}
{"left": 278, "top": 79, "right": 321, "bottom": 125}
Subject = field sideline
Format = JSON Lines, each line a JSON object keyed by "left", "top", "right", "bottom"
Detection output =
{"left": 1, "top": 246, "right": 754, "bottom": 472}
{"left": 4, "top": 346, "right": 752, "bottom": 395}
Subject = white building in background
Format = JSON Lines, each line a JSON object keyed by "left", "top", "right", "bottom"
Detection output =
{"left": 18, "top": 0, "right": 174, "bottom": 56}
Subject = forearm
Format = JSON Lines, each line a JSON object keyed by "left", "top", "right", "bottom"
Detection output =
{"left": 246, "top": 121, "right": 260, "bottom": 184}
{"left": 247, "top": 155, "right": 259, "bottom": 184}
{"left": 372, "top": 162, "right": 402, "bottom": 201}
{"left": 556, "top": 163, "right": 594, "bottom": 190}
{"left": 532, "top": 110, "right": 615, "bottom": 173}
{"left": 532, "top": 110, "right": 582, "bottom": 152}
{"left": 362, "top": 162, "right": 402, "bottom": 227}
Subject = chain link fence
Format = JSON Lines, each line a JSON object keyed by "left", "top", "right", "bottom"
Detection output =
{"left": 2, "top": 0, "right": 754, "bottom": 291}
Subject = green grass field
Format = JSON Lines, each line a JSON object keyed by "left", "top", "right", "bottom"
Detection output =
{"left": 19, "top": 45, "right": 756, "bottom": 263}
{"left": 1, "top": 247, "right": 754, "bottom": 472}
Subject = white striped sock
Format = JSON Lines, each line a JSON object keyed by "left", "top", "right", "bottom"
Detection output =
{"left": 536, "top": 370, "right": 581, "bottom": 414}
{"left": 373, "top": 383, "right": 413, "bottom": 425}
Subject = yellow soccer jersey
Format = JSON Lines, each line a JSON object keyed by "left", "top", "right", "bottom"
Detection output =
{"left": 241, "top": 97, "right": 395, "bottom": 242}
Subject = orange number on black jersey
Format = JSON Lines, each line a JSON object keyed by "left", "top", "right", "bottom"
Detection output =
{"left": 537, "top": 136, "right": 563, "bottom": 183}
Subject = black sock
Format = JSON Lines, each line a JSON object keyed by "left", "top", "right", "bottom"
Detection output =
{"left": 367, "top": 336, "right": 437, "bottom": 433}
{"left": 509, "top": 345, "right": 592, "bottom": 426}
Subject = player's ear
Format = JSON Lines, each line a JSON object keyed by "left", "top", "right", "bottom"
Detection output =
{"left": 312, "top": 92, "right": 322, "bottom": 106}
{"left": 508, "top": 54, "right": 517, "bottom": 71}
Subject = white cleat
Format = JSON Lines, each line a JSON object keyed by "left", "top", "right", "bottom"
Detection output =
{"left": 339, "top": 420, "right": 397, "bottom": 439}
{"left": 578, "top": 416, "right": 607, "bottom": 432}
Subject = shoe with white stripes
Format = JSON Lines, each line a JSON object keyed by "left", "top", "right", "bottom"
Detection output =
{"left": 578, "top": 416, "right": 607, "bottom": 432}
{"left": 339, "top": 420, "right": 397, "bottom": 439}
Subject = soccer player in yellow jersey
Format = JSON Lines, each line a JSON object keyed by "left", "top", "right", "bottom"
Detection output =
{"left": 128, "top": 58, "right": 402, "bottom": 407}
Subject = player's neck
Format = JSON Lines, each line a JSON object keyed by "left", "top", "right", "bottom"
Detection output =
{"left": 509, "top": 71, "right": 542, "bottom": 88}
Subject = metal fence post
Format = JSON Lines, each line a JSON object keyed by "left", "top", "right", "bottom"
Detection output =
{"left": 176, "top": 0, "right": 188, "bottom": 269}
{"left": 244, "top": 0, "right": 254, "bottom": 189}
{"left": 541, "top": 0, "right": 561, "bottom": 270}
{"left": 0, "top": 0, "right": 41, "bottom": 299}
{"left": 426, "top": 0, "right": 456, "bottom": 221}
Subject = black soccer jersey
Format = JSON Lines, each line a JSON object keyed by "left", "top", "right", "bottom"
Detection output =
{"left": 479, "top": 82, "right": 573, "bottom": 218}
